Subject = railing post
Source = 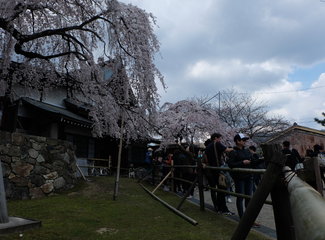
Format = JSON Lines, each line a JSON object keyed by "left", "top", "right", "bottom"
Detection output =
{"left": 271, "top": 175, "right": 295, "bottom": 239}
{"left": 0, "top": 161, "right": 9, "bottom": 223}
{"left": 171, "top": 161, "right": 175, "bottom": 192}
{"left": 313, "top": 157, "right": 323, "bottom": 196}
{"left": 300, "top": 157, "right": 324, "bottom": 196}
{"left": 152, "top": 163, "right": 155, "bottom": 185}
{"left": 231, "top": 144, "right": 286, "bottom": 240}
{"left": 197, "top": 161, "right": 205, "bottom": 211}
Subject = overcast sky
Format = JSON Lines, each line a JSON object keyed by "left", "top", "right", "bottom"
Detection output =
{"left": 122, "top": 0, "right": 325, "bottom": 130}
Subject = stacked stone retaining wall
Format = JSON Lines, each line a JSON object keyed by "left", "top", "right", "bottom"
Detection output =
{"left": 0, "top": 131, "right": 77, "bottom": 200}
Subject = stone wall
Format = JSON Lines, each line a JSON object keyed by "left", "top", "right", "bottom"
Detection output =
{"left": 0, "top": 131, "right": 77, "bottom": 200}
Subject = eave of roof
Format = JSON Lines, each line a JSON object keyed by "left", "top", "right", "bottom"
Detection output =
{"left": 21, "top": 97, "right": 93, "bottom": 128}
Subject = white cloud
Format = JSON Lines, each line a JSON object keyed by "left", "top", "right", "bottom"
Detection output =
{"left": 187, "top": 59, "right": 291, "bottom": 80}
{"left": 121, "top": 0, "right": 325, "bottom": 130}
{"left": 254, "top": 76, "right": 325, "bottom": 128}
{"left": 312, "top": 73, "right": 325, "bottom": 87}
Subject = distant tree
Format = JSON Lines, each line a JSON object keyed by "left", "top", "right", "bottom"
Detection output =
{"left": 0, "top": 0, "right": 164, "bottom": 139}
{"left": 315, "top": 112, "right": 325, "bottom": 127}
{"left": 157, "top": 100, "right": 236, "bottom": 146}
{"left": 215, "top": 89, "right": 290, "bottom": 142}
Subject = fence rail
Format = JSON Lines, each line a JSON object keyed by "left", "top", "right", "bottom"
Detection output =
{"left": 139, "top": 144, "right": 325, "bottom": 240}
{"left": 76, "top": 157, "right": 112, "bottom": 177}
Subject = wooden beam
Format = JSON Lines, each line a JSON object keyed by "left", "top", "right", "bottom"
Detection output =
{"left": 284, "top": 166, "right": 325, "bottom": 240}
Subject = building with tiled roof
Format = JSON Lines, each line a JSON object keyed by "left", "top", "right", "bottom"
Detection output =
{"left": 263, "top": 123, "right": 325, "bottom": 157}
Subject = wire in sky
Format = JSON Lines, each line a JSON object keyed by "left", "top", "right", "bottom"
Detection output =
{"left": 253, "top": 85, "right": 325, "bottom": 95}
{"left": 298, "top": 120, "right": 316, "bottom": 124}
{"left": 203, "top": 85, "right": 325, "bottom": 105}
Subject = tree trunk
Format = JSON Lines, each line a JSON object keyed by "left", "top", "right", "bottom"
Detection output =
{"left": 113, "top": 113, "right": 124, "bottom": 200}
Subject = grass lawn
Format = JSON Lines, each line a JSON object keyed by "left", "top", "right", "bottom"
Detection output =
{"left": 2, "top": 176, "right": 272, "bottom": 240}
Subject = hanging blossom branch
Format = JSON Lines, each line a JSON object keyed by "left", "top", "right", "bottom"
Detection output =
{"left": 157, "top": 100, "right": 237, "bottom": 145}
{"left": 0, "top": 0, "right": 165, "bottom": 139}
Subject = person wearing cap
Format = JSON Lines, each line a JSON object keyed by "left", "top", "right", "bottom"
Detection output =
{"left": 228, "top": 133, "right": 259, "bottom": 226}
{"left": 204, "top": 133, "right": 234, "bottom": 215}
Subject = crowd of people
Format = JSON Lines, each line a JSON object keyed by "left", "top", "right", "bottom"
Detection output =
{"left": 143, "top": 132, "right": 325, "bottom": 226}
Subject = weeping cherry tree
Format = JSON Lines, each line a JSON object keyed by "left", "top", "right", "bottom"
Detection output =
{"left": 0, "top": 0, "right": 165, "bottom": 202}
{"left": 157, "top": 100, "right": 236, "bottom": 146}
{"left": 0, "top": 0, "right": 165, "bottom": 139}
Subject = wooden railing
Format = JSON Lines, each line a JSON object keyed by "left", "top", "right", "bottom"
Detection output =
{"left": 140, "top": 144, "right": 325, "bottom": 240}
{"left": 77, "top": 157, "right": 112, "bottom": 179}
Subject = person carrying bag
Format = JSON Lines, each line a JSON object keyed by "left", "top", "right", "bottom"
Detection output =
{"left": 204, "top": 133, "right": 234, "bottom": 215}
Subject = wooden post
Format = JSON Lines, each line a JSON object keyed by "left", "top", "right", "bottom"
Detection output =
{"left": 300, "top": 157, "right": 324, "bottom": 196}
{"left": 313, "top": 157, "right": 324, "bottom": 196}
{"left": 171, "top": 160, "right": 175, "bottom": 193}
{"left": 271, "top": 175, "right": 295, "bottom": 239}
{"left": 113, "top": 114, "right": 124, "bottom": 201}
{"left": 152, "top": 163, "right": 155, "bottom": 185}
{"left": 197, "top": 161, "right": 205, "bottom": 211}
{"left": 231, "top": 144, "right": 286, "bottom": 240}
{"left": 108, "top": 155, "right": 112, "bottom": 171}
{"left": 0, "top": 161, "right": 9, "bottom": 223}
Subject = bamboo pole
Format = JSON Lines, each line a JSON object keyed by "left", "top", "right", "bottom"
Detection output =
{"left": 206, "top": 166, "right": 266, "bottom": 174}
{"left": 140, "top": 183, "right": 198, "bottom": 226}
{"left": 170, "top": 177, "right": 193, "bottom": 184}
{"left": 152, "top": 171, "right": 172, "bottom": 194}
{"left": 76, "top": 165, "right": 87, "bottom": 181}
{"left": 206, "top": 186, "right": 273, "bottom": 205}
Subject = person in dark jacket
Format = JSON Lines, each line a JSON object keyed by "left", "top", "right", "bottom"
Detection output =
{"left": 282, "top": 141, "right": 301, "bottom": 170}
{"left": 173, "top": 145, "right": 196, "bottom": 198}
{"left": 204, "top": 133, "right": 233, "bottom": 215}
{"left": 313, "top": 144, "right": 325, "bottom": 185}
{"left": 228, "top": 133, "right": 258, "bottom": 222}
{"left": 249, "top": 145, "right": 265, "bottom": 192}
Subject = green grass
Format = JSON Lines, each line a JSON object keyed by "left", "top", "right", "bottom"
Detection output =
{"left": 2, "top": 177, "right": 271, "bottom": 240}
